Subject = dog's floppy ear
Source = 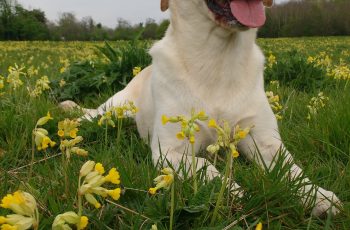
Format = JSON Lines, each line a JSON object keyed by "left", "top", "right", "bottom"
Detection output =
{"left": 161, "top": 0, "right": 169, "bottom": 12}
{"left": 263, "top": 0, "right": 273, "bottom": 7}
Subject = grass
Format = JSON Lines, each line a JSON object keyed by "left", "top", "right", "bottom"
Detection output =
{"left": 0, "top": 37, "right": 350, "bottom": 229}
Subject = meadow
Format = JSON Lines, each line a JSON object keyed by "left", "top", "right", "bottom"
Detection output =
{"left": 0, "top": 37, "right": 349, "bottom": 229}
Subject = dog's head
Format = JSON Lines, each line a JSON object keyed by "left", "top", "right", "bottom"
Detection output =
{"left": 160, "top": 0, "right": 273, "bottom": 31}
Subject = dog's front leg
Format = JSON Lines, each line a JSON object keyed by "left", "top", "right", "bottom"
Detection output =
{"left": 238, "top": 125, "right": 342, "bottom": 216}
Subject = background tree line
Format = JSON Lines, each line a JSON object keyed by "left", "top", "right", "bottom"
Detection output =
{"left": 259, "top": 0, "right": 350, "bottom": 37}
{"left": 0, "top": 0, "right": 349, "bottom": 41}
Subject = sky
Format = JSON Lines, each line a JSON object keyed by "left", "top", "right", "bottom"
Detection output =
{"left": 18, "top": 0, "right": 289, "bottom": 28}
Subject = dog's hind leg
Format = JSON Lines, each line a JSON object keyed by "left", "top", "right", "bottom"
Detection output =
{"left": 59, "top": 66, "right": 152, "bottom": 120}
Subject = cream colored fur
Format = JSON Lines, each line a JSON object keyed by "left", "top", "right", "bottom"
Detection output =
{"left": 60, "top": 0, "right": 341, "bottom": 216}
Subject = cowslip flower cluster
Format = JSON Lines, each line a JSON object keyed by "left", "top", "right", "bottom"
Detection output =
{"left": 0, "top": 76, "right": 4, "bottom": 89}
{"left": 58, "top": 119, "right": 87, "bottom": 158}
{"left": 7, "top": 64, "right": 25, "bottom": 90}
{"left": 326, "top": 61, "right": 350, "bottom": 80}
{"left": 114, "top": 101, "right": 138, "bottom": 119}
{"left": 98, "top": 111, "right": 115, "bottom": 128}
{"left": 266, "top": 91, "right": 283, "bottom": 120}
{"left": 58, "top": 119, "right": 80, "bottom": 139}
{"left": 0, "top": 191, "right": 39, "bottom": 230}
{"left": 59, "top": 58, "right": 70, "bottom": 74}
{"left": 307, "top": 92, "right": 329, "bottom": 120}
{"left": 162, "top": 110, "right": 208, "bottom": 144}
{"left": 270, "top": 80, "right": 280, "bottom": 89}
{"left": 28, "top": 76, "right": 51, "bottom": 98}
{"left": 207, "top": 119, "right": 251, "bottom": 158}
{"left": 33, "top": 112, "right": 56, "bottom": 151}
{"left": 149, "top": 168, "right": 174, "bottom": 195}
{"left": 98, "top": 101, "right": 138, "bottom": 127}
{"left": 52, "top": 212, "right": 88, "bottom": 230}
{"left": 26, "top": 66, "right": 39, "bottom": 78}
{"left": 266, "top": 53, "right": 277, "bottom": 69}
{"left": 0, "top": 75, "right": 4, "bottom": 96}
{"left": 59, "top": 79, "right": 66, "bottom": 88}
{"left": 78, "top": 161, "right": 122, "bottom": 209}
{"left": 132, "top": 66, "right": 142, "bottom": 77}
{"left": 307, "top": 52, "right": 332, "bottom": 69}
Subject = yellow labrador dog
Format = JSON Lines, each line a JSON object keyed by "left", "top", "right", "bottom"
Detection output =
{"left": 61, "top": 0, "right": 341, "bottom": 216}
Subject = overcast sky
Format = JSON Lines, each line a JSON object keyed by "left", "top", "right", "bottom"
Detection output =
{"left": 18, "top": 0, "right": 289, "bottom": 28}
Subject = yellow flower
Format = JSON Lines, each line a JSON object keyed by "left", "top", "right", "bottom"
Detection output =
{"left": 59, "top": 79, "right": 66, "bottom": 87}
{"left": 266, "top": 91, "right": 283, "bottom": 120}
{"left": 69, "top": 129, "right": 77, "bottom": 138}
{"left": 71, "top": 148, "right": 88, "bottom": 157}
{"left": 59, "top": 67, "right": 66, "bottom": 74}
{"left": 58, "top": 119, "right": 86, "bottom": 159}
{"left": 232, "top": 149, "right": 239, "bottom": 158}
{"left": 84, "top": 194, "right": 101, "bottom": 209}
{"left": 163, "top": 110, "right": 208, "bottom": 144}
{"left": 237, "top": 130, "right": 248, "bottom": 139}
{"left": 98, "top": 111, "right": 115, "bottom": 127}
{"left": 36, "top": 112, "right": 53, "bottom": 126}
{"left": 307, "top": 92, "right": 329, "bottom": 120}
{"left": 255, "top": 222, "right": 263, "bottom": 230}
{"left": 176, "top": 131, "right": 185, "bottom": 140}
{"left": 95, "top": 163, "right": 105, "bottom": 175}
{"left": 35, "top": 76, "right": 51, "bottom": 91}
{"left": 1, "top": 224, "right": 17, "bottom": 230}
{"left": 207, "top": 144, "right": 220, "bottom": 154}
{"left": 161, "top": 115, "right": 169, "bottom": 125}
{"left": 57, "top": 119, "right": 80, "bottom": 139}
{"left": 267, "top": 53, "right": 277, "bottom": 68}
{"left": 78, "top": 161, "right": 122, "bottom": 209}
{"left": 0, "top": 191, "right": 39, "bottom": 230}
{"left": 107, "top": 188, "right": 121, "bottom": 201}
{"left": 79, "top": 216, "right": 89, "bottom": 229}
{"left": 207, "top": 120, "right": 251, "bottom": 159}
{"left": 104, "top": 168, "right": 121, "bottom": 184}
{"left": 0, "top": 216, "right": 6, "bottom": 224}
{"left": 149, "top": 168, "right": 174, "bottom": 194}
{"left": 80, "top": 161, "right": 95, "bottom": 177}
{"left": 0, "top": 78, "right": 4, "bottom": 89}
{"left": 33, "top": 128, "right": 56, "bottom": 151}
{"left": 57, "top": 130, "right": 64, "bottom": 137}
{"left": 132, "top": 66, "right": 142, "bottom": 76}
{"left": 7, "top": 64, "right": 24, "bottom": 90}
{"left": 148, "top": 188, "right": 157, "bottom": 195}
{"left": 189, "top": 136, "right": 195, "bottom": 144}
{"left": 52, "top": 212, "right": 88, "bottom": 230}
{"left": 208, "top": 119, "right": 217, "bottom": 128}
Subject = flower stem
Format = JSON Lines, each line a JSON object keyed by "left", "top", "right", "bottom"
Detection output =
{"left": 105, "top": 122, "right": 108, "bottom": 147}
{"left": 77, "top": 176, "right": 83, "bottom": 230}
{"left": 63, "top": 151, "right": 69, "bottom": 197}
{"left": 210, "top": 151, "right": 232, "bottom": 226}
{"left": 213, "top": 153, "right": 218, "bottom": 167}
{"left": 191, "top": 143, "right": 197, "bottom": 194}
{"left": 28, "top": 132, "right": 35, "bottom": 181}
{"left": 170, "top": 182, "right": 175, "bottom": 230}
{"left": 117, "top": 119, "right": 122, "bottom": 144}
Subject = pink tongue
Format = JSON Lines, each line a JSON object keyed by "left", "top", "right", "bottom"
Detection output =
{"left": 230, "top": 0, "right": 266, "bottom": 28}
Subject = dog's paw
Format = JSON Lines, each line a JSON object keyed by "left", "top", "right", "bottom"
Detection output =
{"left": 312, "top": 188, "right": 342, "bottom": 217}
{"left": 229, "top": 182, "right": 244, "bottom": 199}
{"left": 59, "top": 100, "right": 79, "bottom": 111}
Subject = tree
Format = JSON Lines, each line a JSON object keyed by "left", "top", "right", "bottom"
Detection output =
{"left": 0, "top": 0, "right": 50, "bottom": 40}
{"left": 142, "top": 18, "right": 158, "bottom": 39}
